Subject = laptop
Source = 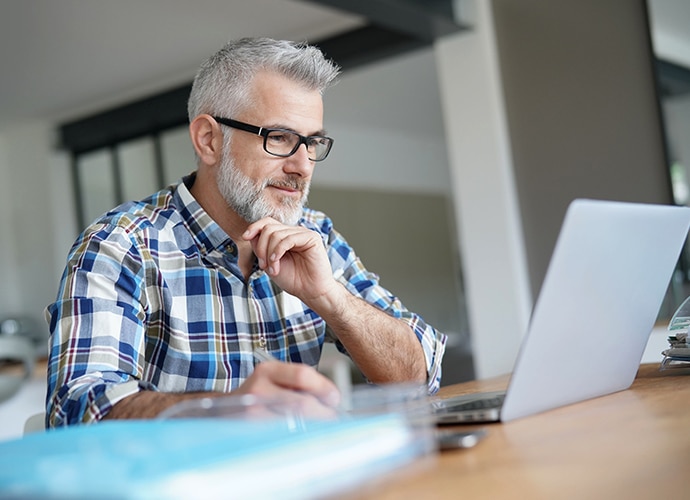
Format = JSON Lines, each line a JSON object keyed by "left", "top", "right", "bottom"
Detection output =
{"left": 434, "top": 198, "right": 690, "bottom": 424}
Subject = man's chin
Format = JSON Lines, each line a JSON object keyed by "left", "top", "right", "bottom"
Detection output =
{"left": 271, "top": 208, "right": 303, "bottom": 226}
{"left": 267, "top": 196, "right": 306, "bottom": 225}
{"left": 236, "top": 189, "right": 306, "bottom": 225}
{"left": 244, "top": 205, "right": 303, "bottom": 226}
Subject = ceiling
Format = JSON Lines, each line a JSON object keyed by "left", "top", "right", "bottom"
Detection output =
{"left": 0, "top": 0, "right": 364, "bottom": 130}
{"left": 0, "top": 0, "right": 687, "bottom": 133}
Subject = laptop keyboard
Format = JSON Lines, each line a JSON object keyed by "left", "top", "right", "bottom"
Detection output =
{"left": 442, "top": 393, "right": 506, "bottom": 412}
{"left": 460, "top": 394, "right": 505, "bottom": 410}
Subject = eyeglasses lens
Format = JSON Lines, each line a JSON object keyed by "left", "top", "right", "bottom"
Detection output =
{"left": 265, "top": 130, "right": 331, "bottom": 161}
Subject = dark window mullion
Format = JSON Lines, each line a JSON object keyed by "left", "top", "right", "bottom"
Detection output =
{"left": 110, "top": 145, "right": 124, "bottom": 206}
{"left": 71, "top": 152, "right": 86, "bottom": 231}
{"left": 152, "top": 133, "right": 166, "bottom": 188}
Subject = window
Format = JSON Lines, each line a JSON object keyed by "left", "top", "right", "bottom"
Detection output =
{"left": 59, "top": 84, "right": 192, "bottom": 229}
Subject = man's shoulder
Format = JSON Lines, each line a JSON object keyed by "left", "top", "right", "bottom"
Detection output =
{"left": 86, "top": 186, "right": 181, "bottom": 237}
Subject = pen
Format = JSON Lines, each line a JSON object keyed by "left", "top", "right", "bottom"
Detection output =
{"left": 254, "top": 348, "right": 278, "bottom": 364}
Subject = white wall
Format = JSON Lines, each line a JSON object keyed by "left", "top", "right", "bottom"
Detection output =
{"left": 320, "top": 48, "right": 451, "bottom": 195}
{"left": 0, "top": 133, "right": 17, "bottom": 313}
{"left": 435, "top": 1, "right": 532, "bottom": 379}
{"left": 0, "top": 122, "right": 75, "bottom": 339}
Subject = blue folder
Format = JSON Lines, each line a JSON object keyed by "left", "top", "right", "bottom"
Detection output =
{"left": 0, "top": 414, "right": 426, "bottom": 499}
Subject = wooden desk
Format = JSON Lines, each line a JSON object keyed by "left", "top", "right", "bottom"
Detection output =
{"left": 348, "top": 364, "right": 690, "bottom": 499}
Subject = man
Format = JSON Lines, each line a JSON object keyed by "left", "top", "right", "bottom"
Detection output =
{"left": 46, "top": 37, "right": 447, "bottom": 426}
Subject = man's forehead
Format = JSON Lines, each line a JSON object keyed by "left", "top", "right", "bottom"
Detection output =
{"left": 240, "top": 72, "right": 324, "bottom": 129}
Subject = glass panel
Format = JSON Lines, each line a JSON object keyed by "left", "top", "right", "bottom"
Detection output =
{"left": 78, "top": 149, "right": 116, "bottom": 226}
{"left": 662, "top": 86, "right": 690, "bottom": 316}
{"left": 118, "top": 137, "right": 158, "bottom": 202}
{"left": 161, "top": 126, "right": 195, "bottom": 185}
{"left": 665, "top": 94, "right": 690, "bottom": 207}
{"left": 647, "top": 0, "right": 690, "bottom": 316}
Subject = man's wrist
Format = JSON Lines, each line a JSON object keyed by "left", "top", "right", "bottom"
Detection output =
{"left": 304, "top": 279, "right": 352, "bottom": 320}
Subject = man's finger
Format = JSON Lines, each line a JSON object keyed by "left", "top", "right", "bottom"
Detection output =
{"left": 254, "top": 362, "right": 341, "bottom": 407}
{"left": 242, "top": 217, "right": 279, "bottom": 241}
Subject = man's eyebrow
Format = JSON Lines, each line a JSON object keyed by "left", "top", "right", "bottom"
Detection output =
{"left": 267, "top": 124, "right": 328, "bottom": 136}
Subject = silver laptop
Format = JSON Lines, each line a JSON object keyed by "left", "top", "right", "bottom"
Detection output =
{"left": 434, "top": 199, "right": 690, "bottom": 424}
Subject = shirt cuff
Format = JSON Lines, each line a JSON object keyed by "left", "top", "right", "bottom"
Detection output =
{"left": 85, "top": 380, "right": 158, "bottom": 423}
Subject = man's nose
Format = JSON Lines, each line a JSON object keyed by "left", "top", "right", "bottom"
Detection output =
{"left": 283, "top": 143, "right": 314, "bottom": 176}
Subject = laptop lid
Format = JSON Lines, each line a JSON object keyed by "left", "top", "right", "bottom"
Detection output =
{"left": 499, "top": 199, "right": 690, "bottom": 422}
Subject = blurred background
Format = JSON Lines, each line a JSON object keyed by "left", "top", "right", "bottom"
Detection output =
{"left": 0, "top": 0, "right": 688, "bottom": 438}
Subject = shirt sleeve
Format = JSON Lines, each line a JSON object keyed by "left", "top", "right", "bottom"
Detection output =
{"left": 45, "top": 222, "right": 152, "bottom": 427}
{"left": 304, "top": 213, "right": 448, "bottom": 394}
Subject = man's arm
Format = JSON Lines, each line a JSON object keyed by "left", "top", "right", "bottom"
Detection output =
{"left": 105, "top": 361, "right": 340, "bottom": 420}
{"left": 244, "top": 218, "right": 431, "bottom": 386}
{"left": 312, "top": 282, "right": 428, "bottom": 385}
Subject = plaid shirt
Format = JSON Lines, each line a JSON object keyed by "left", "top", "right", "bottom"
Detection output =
{"left": 46, "top": 175, "right": 447, "bottom": 426}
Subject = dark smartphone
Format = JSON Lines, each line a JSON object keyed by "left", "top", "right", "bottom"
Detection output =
{"left": 436, "top": 428, "right": 488, "bottom": 450}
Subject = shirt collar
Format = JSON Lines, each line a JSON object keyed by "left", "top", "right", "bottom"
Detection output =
{"left": 173, "top": 173, "right": 235, "bottom": 256}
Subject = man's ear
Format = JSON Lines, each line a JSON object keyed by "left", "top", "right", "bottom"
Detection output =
{"left": 189, "top": 114, "right": 223, "bottom": 166}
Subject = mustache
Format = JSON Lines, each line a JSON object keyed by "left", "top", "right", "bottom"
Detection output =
{"left": 264, "top": 178, "right": 309, "bottom": 192}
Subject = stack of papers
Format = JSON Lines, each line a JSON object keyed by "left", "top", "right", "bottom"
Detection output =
{"left": 0, "top": 414, "right": 430, "bottom": 499}
{"left": 662, "top": 296, "right": 690, "bottom": 370}
{"left": 661, "top": 332, "right": 690, "bottom": 369}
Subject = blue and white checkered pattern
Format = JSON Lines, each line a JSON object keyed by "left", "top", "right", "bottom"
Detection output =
{"left": 45, "top": 175, "right": 446, "bottom": 426}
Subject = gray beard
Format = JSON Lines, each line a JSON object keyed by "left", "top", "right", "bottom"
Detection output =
{"left": 217, "top": 149, "right": 310, "bottom": 226}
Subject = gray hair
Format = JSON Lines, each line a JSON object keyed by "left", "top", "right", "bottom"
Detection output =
{"left": 187, "top": 37, "right": 340, "bottom": 122}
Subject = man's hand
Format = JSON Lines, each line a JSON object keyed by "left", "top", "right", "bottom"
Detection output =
{"left": 242, "top": 217, "right": 427, "bottom": 388}
{"left": 234, "top": 360, "right": 341, "bottom": 407}
{"left": 242, "top": 218, "right": 342, "bottom": 308}
{"left": 232, "top": 361, "right": 341, "bottom": 419}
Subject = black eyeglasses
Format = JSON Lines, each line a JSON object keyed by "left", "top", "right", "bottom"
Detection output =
{"left": 213, "top": 116, "right": 334, "bottom": 162}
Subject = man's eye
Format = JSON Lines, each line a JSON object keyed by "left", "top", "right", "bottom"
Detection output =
{"left": 268, "top": 132, "right": 290, "bottom": 144}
